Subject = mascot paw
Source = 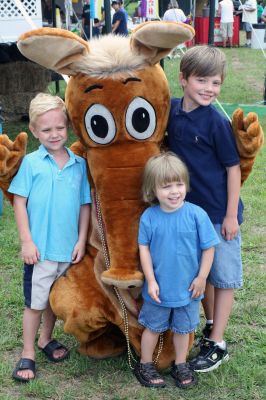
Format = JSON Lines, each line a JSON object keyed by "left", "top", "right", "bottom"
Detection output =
{"left": 101, "top": 268, "right": 144, "bottom": 289}
{"left": 0, "top": 132, "right": 27, "bottom": 179}
{"left": 0, "top": 132, "right": 28, "bottom": 201}
{"left": 232, "top": 108, "right": 264, "bottom": 185}
{"left": 232, "top": 108, "right": 264, "bottom": 157}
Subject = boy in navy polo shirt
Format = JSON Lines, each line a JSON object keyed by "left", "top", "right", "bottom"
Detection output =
{"left": 167, "top": 46, "right": 243, "bottom": 372}
{"left": 9, "top": 93, "right": 91, "bottom": 382}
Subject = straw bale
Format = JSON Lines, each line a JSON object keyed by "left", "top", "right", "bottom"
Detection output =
{"left": 0, "top": 61, "right": 52, "bottom": 121}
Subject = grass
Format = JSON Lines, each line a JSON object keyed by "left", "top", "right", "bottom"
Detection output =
{"left": 0, "top": 43, "right": 266, "bottom": 399}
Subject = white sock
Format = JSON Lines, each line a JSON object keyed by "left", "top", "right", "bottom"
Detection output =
{"left": 215, "top": 340, "right": 226, "bottom": 350}
{"left": 247, "top": 39, "right": 251, "bottom": 45}
{"left": 206, "top": 320, "right": 213, "bottom": 325}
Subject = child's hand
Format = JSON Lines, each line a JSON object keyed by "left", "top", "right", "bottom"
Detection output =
{"left": 148, "top": 280, "right": 161, "bottom": 303}
{"left": 71, "top": 240, "right": 86, "bottom": 264}
{"left": 189, "top": 276, "right": 206, "bottom": 299}
{"left": 21, "top": 240, "right": 40, "bottom": 265}
{"left": 221, "top": 216, "right": 239, "bottom": 241}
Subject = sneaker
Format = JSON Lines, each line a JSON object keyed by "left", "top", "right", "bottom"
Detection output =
{"left": 189, "top": 338, "right": 229, "bottom": 373}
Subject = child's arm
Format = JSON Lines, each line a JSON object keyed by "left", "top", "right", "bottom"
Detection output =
{"left": 189, "top": 247, "right": 215, "bottom": 299}
{"left": 71, "top": 204, "right": 90, "bottom": 264}
{"left": 13, "top": 194, "right": 40, "bottom": 264}
{"left": 222, "top": 164, "right": 241, "bottom": 241}
{"left": 139, "top": 244, "right": 161, "bottom": 303}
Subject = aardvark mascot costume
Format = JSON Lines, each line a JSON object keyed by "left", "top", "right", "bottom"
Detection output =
{"left": 0, "top": 22, "right": 263, "bottom": 368}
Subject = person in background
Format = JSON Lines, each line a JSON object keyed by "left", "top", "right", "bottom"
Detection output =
{"left": 111, "top": 0, "right": 128, "bottom": 36}
{"left": 81, "top": 0, "right": 91, "bottom": 40}
{"left": 119, "top": 0, "right": 128, "bottom": 22}
{"left": 218, "top": 0, "right": 234, "bottom": 48}
{"left": 238, "top": 0, "right": 258, "bottom": 47}
{"left": 257, "top": 0, "right": 264, "bottom": 22}
{"left": 261, "top": 4, "right": 266, "bottom": 22}
{"left": 163, "top": 0, "right": 187, "bottom": 23}
{"left": 163, "top": 1, "right": 187, "bottom": 59}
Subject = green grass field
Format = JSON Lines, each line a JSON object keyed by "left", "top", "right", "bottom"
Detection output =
{"left": 0, "top": 43, "right": 265, "bottom": 399}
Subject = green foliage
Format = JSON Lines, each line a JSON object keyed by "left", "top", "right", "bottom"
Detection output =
{"left": 1, "top": 46, "right": 266, "bottom": 399}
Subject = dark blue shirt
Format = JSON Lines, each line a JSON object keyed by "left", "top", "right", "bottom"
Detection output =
{"left": 167, "top": 98, "right": 243, "bottom": 224}
{"left": 112, "top": 9, "right": 128, "bottom": 35}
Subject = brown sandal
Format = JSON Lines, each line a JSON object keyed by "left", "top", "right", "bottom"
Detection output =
{"left": 171, "top": 362, "right": 197, "bottom": 389}
{"left": 134, "top": 362, "right": 166, "bottom": 388}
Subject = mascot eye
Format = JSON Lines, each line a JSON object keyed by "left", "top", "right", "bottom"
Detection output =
{"left": 84, "top": 104, "right": 116, "bottom": 145}
{"left": 126, "top": 97, "right": 156, "bottom": 140}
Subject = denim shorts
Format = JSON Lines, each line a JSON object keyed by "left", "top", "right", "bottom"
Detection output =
{"left": 208, "top": 224, "right": 243, "bottom": 289}
{"left": 138, "top": 300, "right": 200, "bottom": 334}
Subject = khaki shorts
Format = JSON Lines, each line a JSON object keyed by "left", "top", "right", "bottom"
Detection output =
{"left": 24, "top": 260, "right": 71, "bottom": 310}
{"left": 220, "top": 22, "right": 233, "bottom": 38}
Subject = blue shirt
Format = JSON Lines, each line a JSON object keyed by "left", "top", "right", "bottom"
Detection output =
{"left": 167, "top": 98, "right": 244, "bottom": 224}
{"left": 8, "top": 145, "right": 91, "bottom": 262}
{"left": 138, "top": 202, "right": 220, "bottom": 307}
{"left": 112, "top": 9, "right": 128, "bottom": 35}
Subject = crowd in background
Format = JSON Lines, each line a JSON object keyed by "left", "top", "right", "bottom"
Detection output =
{"left": 41, "top": 0, "right": 266, "bottom": 47}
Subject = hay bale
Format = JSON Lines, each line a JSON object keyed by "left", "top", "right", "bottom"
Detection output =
{"left": 0, "top": 61, "right": 52, "bottom": 121}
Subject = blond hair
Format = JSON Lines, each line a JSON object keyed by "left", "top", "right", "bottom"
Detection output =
{"left": 142, "top": 152, "right": 190, "bottom": 204}
{"left": 29, "top": 93, "right": 68, "bottom": 127}
{"left": 180, "top": 46, "right": 226, "bottom": 81}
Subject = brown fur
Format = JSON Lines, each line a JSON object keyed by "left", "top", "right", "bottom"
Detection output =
{"left": 232, "top": 109, "right": 264, "bottom": 184}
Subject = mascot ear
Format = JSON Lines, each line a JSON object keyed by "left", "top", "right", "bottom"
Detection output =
{"left": 130, "top": 21, "right": 195, "bottom": 65}
{"left": 17, "top": 28, "right": 89, "bottom": 75}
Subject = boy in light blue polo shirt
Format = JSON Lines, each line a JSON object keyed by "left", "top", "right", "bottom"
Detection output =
{"left": 9, "top": 93, "right": 91, "bottom": 383}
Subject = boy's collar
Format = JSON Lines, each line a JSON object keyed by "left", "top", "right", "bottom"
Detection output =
{"left": 175, "top": 98, "right": 210, "bottom": 121}
{"left": 38, "top": 144, "right": 82, "bottom": 163}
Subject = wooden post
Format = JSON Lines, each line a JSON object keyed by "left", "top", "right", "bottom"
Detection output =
{"left": 159, "top": 0, "right": 164, "bottom": 70}
{"left": 208, "top": 0, "right": 216, "bottom": 45}
{"left": 104, "top": 0, "right": 112, "bottom": 34}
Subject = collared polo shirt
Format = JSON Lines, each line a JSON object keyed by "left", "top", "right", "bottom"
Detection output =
{"left": 9, "top": 145, "right": 91, "bottom": 262}
{"left": 167, "top": 98, "right": 243, "bottom": 224}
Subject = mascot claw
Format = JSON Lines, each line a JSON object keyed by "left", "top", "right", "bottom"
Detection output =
{"left": 101, "top": 269, "right": 144, "bottom": 289}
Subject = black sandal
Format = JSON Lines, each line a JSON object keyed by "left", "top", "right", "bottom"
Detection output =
{"left": 171, "top": 362, "right": 197, "bottom": 389}
{"left": 134, "top": 362, "right": 166, "bottom": 388}
{"left": 12, "top": 358, "right": 36, "bottom": 383}
{"left": 39, "top": 339, "right": 69, "bottom": 363}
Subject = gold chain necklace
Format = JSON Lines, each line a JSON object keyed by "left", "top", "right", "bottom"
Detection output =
{"left": 95, "top": 192, "right": 163, "bottom": 368}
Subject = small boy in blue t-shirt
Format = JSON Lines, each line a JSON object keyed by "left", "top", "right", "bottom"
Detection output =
{"left": 167, "top": 46, "right": 243, "bottom": 372}
{"left": 134, "top": 152, "right": 219, "bottom": 389}
{"left": 9, "top": 93, "right": 91, "bottom": 383}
